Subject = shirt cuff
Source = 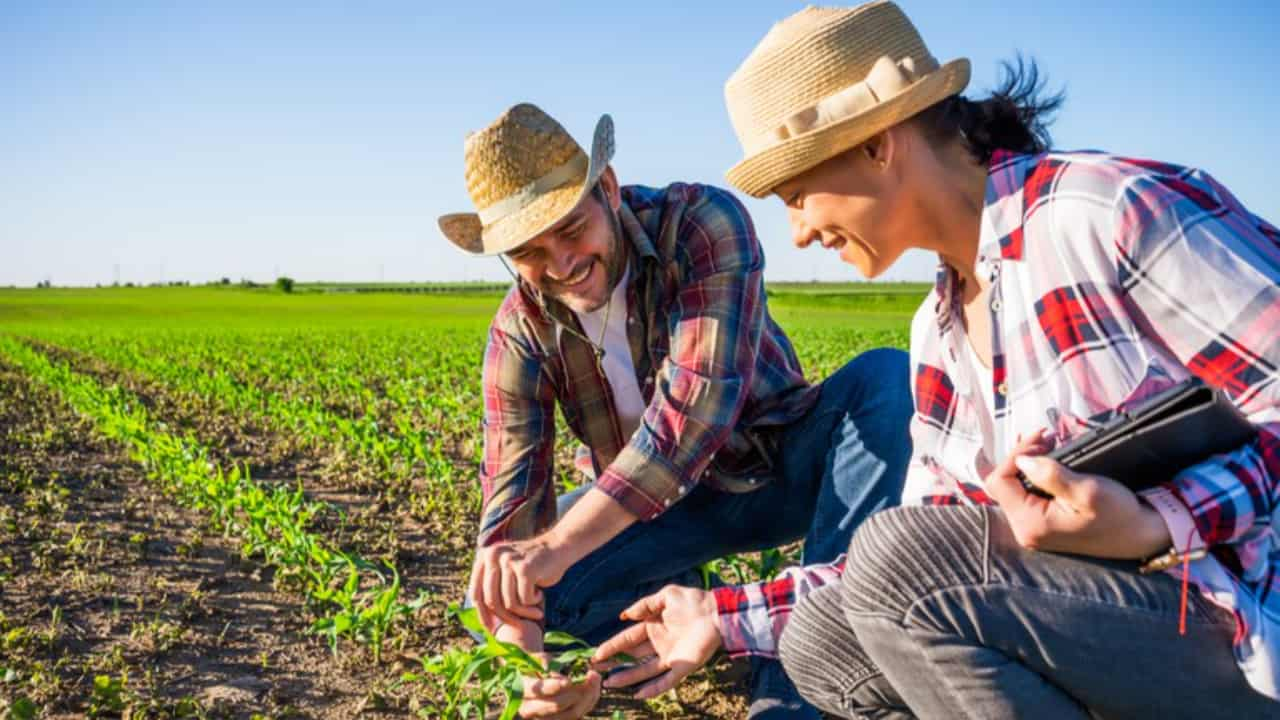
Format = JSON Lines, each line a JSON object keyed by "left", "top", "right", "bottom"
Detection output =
{"left": 594, "top": 456, "right": 688, "bottom": 522}
{"left": 713, "top": 583, "right": 778, "bottom": 659}
{"left": 1139, "top": 484, "right": 1207, "bottom": 553}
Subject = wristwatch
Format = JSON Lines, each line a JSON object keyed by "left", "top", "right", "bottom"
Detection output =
{"left": 1137, "top": 486, "right": 1208, "bottom": 574}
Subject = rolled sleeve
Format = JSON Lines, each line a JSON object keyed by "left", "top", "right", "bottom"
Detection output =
{"left": 477, "top": 319, "right": 557, "bottom": 546}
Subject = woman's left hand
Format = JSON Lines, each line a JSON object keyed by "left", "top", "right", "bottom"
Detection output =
{"left": 984, "top": 431, "right": 1172, "bottom": 559}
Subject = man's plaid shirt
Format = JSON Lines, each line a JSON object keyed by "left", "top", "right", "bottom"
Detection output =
{"left": 715, "top": 150, "right": 1280, "bottom": 698}
{"left": 477, "top": 183, "right": 817, "bottom": 546}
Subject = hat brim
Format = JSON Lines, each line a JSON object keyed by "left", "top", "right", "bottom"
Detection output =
{"left": 439, "top": 113, "right": 616, "bottom": 256}
{"left": 726, "top": 59, "right": 971, "bottom": 198}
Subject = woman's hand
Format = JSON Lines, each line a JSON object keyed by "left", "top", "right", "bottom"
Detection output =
{"left": 589, "top": 585, "right": 722, "bottom": 700}
{"left": 984, "top": 429, "right": 1172, "bottom": 559}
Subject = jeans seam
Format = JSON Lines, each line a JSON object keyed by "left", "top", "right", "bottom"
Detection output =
{"left": 860, "top": 615, "right": 991, "bottom": 720}
{"left": 839, "top": 668, "right": 904, "bottom": 717}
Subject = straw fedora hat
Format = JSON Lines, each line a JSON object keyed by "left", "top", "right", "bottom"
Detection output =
{"left": 439, "top": 103, "right": 615, "bottom": 255}
{"left": 724, "top": 1, "right": 970, "bottom": 198}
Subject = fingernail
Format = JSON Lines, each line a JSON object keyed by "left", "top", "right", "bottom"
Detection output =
{"left": 1014, "top": 456, "right": 1039, "bottom": 474}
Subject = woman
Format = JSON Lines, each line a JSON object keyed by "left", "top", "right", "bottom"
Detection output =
{"left": 714, "top": 2, "right": 1279, "bottom": 718}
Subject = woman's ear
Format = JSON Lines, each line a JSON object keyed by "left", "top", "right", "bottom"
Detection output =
{"left": 861, "top": 130, "right": 896, "bottom": 171}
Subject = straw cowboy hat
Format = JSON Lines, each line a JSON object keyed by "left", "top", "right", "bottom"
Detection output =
{"left": 439, "top": 103, "right": 615, "bottom": 255}
{"left": 724, "top": 1, "right": 971, "bottom": 198}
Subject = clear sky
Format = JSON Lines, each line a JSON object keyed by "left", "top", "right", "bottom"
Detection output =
{"left": 5, "top": 1, "right": 1277, "bottom": 287}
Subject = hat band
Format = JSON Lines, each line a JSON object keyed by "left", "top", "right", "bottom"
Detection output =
{"left": 754, "top": 54, "right": 939, "bottom": 152}
{"left": 477, "top": 153, "right": 589, "bottom": 226}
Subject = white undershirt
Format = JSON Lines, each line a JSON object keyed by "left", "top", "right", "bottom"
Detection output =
{"left": 574, "top": 264, "right": 644, "bottom": 440}
{"left": 964, "top": 336, "right": 996, "bottom": 421}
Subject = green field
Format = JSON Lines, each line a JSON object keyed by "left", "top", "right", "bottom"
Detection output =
{"left": 0, "top": 284, "right": 926, "bottom": 718}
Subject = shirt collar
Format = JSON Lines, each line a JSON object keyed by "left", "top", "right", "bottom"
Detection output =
{"left": 932, "top": 150, "right": 1034, "bottom": 330}
{"left": 980, "top": 149, "right": 1035, "bottom": 262}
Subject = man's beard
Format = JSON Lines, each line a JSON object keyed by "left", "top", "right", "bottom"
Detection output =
{"left": 543, "top": 202, "right": 627, "bottom": 312}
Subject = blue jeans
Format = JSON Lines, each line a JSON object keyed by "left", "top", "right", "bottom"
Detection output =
{"left": 542, "top": 348, "right": 913, "bottom": 709}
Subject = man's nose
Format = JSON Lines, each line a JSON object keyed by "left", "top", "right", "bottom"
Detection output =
{"left": 545, "top": 246, "right": 577, "bottom": 282}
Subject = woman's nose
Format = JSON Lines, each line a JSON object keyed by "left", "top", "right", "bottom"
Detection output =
{"left": 790, "top": 217, "right": 818, "bottom": 249}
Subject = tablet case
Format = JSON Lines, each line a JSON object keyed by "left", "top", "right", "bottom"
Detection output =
{"left": 1020, "top": 378, "right": 1258, "bottom": 498}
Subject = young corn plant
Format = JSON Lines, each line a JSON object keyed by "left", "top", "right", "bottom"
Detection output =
{"left": 699, "top": 546, "right": 794, "bottom": 588}
{"left": 406, "top": 604, "right": 632, "bottom": 720}
{"left": 0, "top": 337, "right": 426, "bottom": 666}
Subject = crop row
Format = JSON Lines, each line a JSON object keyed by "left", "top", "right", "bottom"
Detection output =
{"left": 0, "top": 335, "right": 428, "bottom": 666}
{"left": 23, "top": 330, "right": 487, "bottom": 526}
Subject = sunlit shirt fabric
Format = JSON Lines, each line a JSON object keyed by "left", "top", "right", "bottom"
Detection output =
{"left": 715, "top": 151, "right": 1280, "bottom": 700}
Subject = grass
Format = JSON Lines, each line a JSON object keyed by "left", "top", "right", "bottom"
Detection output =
{"left": 0, "top": 283, "right": 929, "bottom": 330}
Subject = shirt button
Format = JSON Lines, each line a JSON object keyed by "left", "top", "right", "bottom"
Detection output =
{"left": 997, "top": 381, "right": 1009, "bottom": 395}
{"left": 678, "top": 485, "right": 688, "bottom": 495}
{"left": 663, "top": 498, "right": 672, "bottom": 507}
{"left": 991, "top": 299, "right": 1002, "bottom": 312}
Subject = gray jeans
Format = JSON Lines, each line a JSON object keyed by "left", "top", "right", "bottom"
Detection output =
{"left": 778, "top": 505, "right": 1278, "bottom": 719}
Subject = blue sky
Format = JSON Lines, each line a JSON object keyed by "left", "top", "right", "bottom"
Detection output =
{"left": 4, "top": 1, "right": 1277, "bottom": 286}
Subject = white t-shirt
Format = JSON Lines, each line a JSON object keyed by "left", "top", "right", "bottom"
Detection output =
{"left": 574, "top": 264, "right": 645, "bottom": 440}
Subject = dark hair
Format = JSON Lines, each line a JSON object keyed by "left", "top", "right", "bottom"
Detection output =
{"left": 915, "top": 56, "right": 1065, "bottom": 164}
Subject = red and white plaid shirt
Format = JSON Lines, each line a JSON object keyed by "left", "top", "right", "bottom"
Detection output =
{"left": 715, "top": 150, "right": 1280, "bottom": 698}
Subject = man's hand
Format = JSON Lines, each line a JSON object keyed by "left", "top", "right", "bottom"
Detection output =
{"left": 590, "top": 585, "right": 722, "bottom": 700}
{"left": 494, "top": 620, "right": 601, "bottom": 720}
{"left": 469, "top": 535, "right": 571, "bottom": 632}
{"left": 471, "top": 489, "right": 642, "bottom": 633}
{"left": 519, "top": 671, "right": 602, "bottom": 720}
{"left": 985, "top": 429, "right": 1173, "bottom": 559}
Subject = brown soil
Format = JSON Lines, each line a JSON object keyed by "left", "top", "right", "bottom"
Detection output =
{"left": 3, "top": 342, "right": 750, "bottom": 718}
{"left": 0, "top": 360, "right": 409, "bottom": 717}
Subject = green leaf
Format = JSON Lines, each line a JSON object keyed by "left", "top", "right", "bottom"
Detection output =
{"left": 8, "top": 697, "right": 37, "bottom": 720}
{"left": 448, "top": 604, "right": 486, "bottom": 637}
{"left": 498, "top": 672, "right": 524, "bottom": 720}
{"left": 543, "top": 630, "right": 589, "bottom": 648}
{"left": 547, "top": 647, "right": 596, "bottom": 675}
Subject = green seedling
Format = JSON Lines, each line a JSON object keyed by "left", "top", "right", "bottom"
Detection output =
{"left": 89, "top": 673, "right": 127, "bottom": 717}
{"left": 1, "top": 338, "right": 426, "bottom": 667}
{"left": 5, "top": 697, "right": 38, "bottom": 720}
{"left": 406, "top": 604, "right": 636, "bottom": 720}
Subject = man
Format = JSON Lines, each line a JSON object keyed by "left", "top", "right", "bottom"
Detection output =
{"left": 440, "top": 103, "right": 913, "bottom": 718}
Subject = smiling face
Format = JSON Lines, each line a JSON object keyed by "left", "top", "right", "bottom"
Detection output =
{"left": 773, "top": 129, "right": 921, "bottom": 279}
{"left": 504, "top": 167, "right": 625, "bottom": 314}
